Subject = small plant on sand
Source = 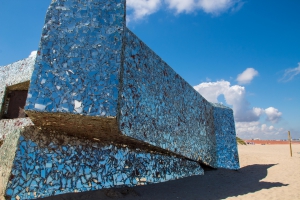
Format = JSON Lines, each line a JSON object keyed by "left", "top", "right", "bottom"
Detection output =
{"left": 236, "top": 137, "right": 246, "bottom": 145}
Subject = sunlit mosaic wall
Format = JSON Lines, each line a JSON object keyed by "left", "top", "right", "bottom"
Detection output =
{"left": 5, "top": 127, "right": 203, "bottom": 200}
{"left": 24, "top": 0, "right": 220, "bottom": 167}
{"left": 25, "top": 0, "right": 125, "bottom": 117}
{"left": 211, "top": 103, "right": 239, "bottom": 170}
{"left": 120, "top": 29, "right": 217, "bottom": 167}
{"left": 1, "top": 0, "right": 240, "bottom": 199}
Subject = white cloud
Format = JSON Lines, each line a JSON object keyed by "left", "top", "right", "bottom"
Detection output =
{"left": 194, "top": 80, "right": 262, "bottom": 122}
{"left": 197, "top": 0, "right": 240, "bottom": 14}
{"left": 166, "top": 0, "right": 242, "bottom": 14}
{"left": 265, "top": 107, "right": 282, "bottom": 124}
{"left": 166, "top": 0, "right": 197, "bottom": 13}
{"left": 253, "top": 107, "right": 264, "bottom": 117}
{"left": 236, "top": 68, "right": 259, "bottom": 84}
{"left": 127, "top": 0, "right": 161, "bottom": 22}
{"left": 194, "top": 80, "right": 283, "bottom": 123}
{"left": 280, "top": 62, "right": 300, "bottom": 82}
{"left": 194, "top": 79, "right": 284, "bottom": 138}
{"left": 127, "top": 0, "right": 244, "bottom": 22}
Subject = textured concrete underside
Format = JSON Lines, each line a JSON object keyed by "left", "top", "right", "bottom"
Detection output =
{"left": 25, "top": 111, "right": 191, "bottom": 159}
{"left": 25, "top": 111, "right": 120, "bottom": 141}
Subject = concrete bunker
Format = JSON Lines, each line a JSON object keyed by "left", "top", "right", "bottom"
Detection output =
{"left": 1, "top": 81, "right": 30, "bottom": 120}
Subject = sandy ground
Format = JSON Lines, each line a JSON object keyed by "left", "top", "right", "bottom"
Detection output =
{"left": 244, "top": 140, "right": 300, "bottom": 145}
{"left": 2, "top": 145, "right": 300, "bottom": 200}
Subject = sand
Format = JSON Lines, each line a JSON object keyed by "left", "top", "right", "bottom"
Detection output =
{"left": 2, "top": 145, "right": 300, "bottom": 200}
{"left": 244, "top": 140, "right": 300, "bottom": 145}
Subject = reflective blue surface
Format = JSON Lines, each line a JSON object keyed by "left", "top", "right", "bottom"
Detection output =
{"left": 23, "top": 0, "right": 239, "bottom": 168}
{"left": 5, "top": 0, "right": 241, "bottom": 199}
{"left": 5, "top": 128, "right": 203, "bottom": 200}
{"left": 211, "top": 103, "right": 239, "bottom": 170}
{"left": 120, "top": 29, "right": 217, "bottom": 166}
{"left": 25, "top": 0, "right": 125, "bottom": 117}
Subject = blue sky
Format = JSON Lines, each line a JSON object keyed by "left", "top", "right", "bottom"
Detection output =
{"left": 0, "top": 0, "right": 299, "bottom": 139}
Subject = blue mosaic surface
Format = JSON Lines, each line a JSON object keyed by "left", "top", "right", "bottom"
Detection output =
{"left": 2, "top": 0, "right": 240, "bottom": 199}
{"left": 211, "top": 103, "right": 239, "bottom": 170}
{"left": 5, "top": 128, "right": 203, "bottom": 200}
{"left": 25, "top": 0, "right": 125, "bottom": 117}
{"left": 23, "top": 0, "right": 238, "bottom": 170}
{"left": 120, "top": 29, "right": 217, "bottom": 167}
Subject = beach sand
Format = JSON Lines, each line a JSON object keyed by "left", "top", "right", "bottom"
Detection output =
{"left": 2, "top": 145, "right": 300, "bottom": 200}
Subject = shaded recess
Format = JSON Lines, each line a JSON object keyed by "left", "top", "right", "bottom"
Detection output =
{"left": 1, "top": 81, "right": 29, "bottom": 120}
{"left": 24, "top": 111, "right": 201, "bottom": 161}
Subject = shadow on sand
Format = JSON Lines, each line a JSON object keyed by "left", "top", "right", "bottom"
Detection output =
{"left": 40, "top": 164, "right": 288, "bottom": 200}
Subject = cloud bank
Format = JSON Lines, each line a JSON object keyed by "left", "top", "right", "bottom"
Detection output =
{"left": 194, "top": 80, "right": 264, "bottom": 122}
{"left": 235, "top": 122, "right": 285, "bottom": 139}
{"left": 166, "top": 0, "right": 242, "bottom": 14}
{"left": 193, "top": 80, "right": 284, "bottom": 139}
{"left": 127, "top": 0, "right": 244, "bottom": 22}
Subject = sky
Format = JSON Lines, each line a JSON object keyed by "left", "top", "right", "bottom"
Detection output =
{"left": 0, "top": 0, "right": 299, "bottom": 140}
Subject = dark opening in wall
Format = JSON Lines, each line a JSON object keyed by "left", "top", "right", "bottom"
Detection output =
{"left": 6, "top": 90, "right": 28, "bottom": 118}
{"left": 1, "top": 81, "right": 30, "bottom": 120}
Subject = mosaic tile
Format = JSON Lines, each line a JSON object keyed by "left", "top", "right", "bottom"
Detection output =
{"left": 120, "top": 29, "right": 217, "bottom": 167}
{"left": 1, "top": 0, "right": 240, "bottom": 199}
{"left": 24, "top": 0, "right": 223, "bottom": 168}
{"left": 211, "top": 103, "right": 240, "bottom": 169}
{"left": 4, "top": 127, "right": 203, "bottom": 200}
{"left": 25, "top": 0, "right": 125, "bottom": 117}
